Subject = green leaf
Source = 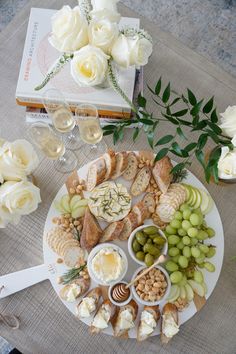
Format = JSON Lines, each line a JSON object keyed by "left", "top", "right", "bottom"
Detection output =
{"left": 207, "top": 121, "right": 222, "bottom": 134}
{"left": 171, "top": 163, "right": 186, "bottom": 175}
{"left": 212, "top": 163, "right": 219, "bottom": 183}
{"left": 147, "top": 84, "right": 156, "bottom": 95}
{"left": 170, "top": 97, "right": 181, "bottom": 107}
{"left": 177, "top": 126, "right": 187, "bottom": 140}
{"left": 133, "top": 127, "right": 140, "bottom": 142}
{"left": 190, "top": 100, "right": 203, "bottom": 116}
{"left": 155, "top": 134, "right": 174, "bottom": 146}
{"left": 182, "top": 95, "right": 189, "bottom": 104}
{"left": 195, "top": 150, "right": 205, "bottom": 168}
{"left": 162, "top": 113, "right": 179, "bottom": 125}
{"left": 185, "top": 142, "right": 197, "bottom": 152}
{"left": 137, "top": 94, "right": 147, "bottom": 108}
{"left": 172, "top": 109, "right": 188, "bottom": 117}
{"left": 192, "top": 114, "right": 200, "bottom": 126}
{"left": 166, "top": 106, "right": 171, "bottom": 116}
{"left": 139, "top": 118, "right": 154, "bottom": 125}
{"left": 147, "top": 130, "right": 154, "bottom": 148}
{"left": 155, "top": 77, "right": 162, "bottom": 95}
{"left": 171, "top": 142, "right": 182, "bottom": 156}
{"left": 113, "top": 130, "right": 119, "bottom": 145}
{"left": 210, "top": 108, "right": 218, "bottom": 123}
{"left": 206, "top": 129, "right": 220, "bottom": 143}
{"left": 191, "top": 120, "right": 207, "bottom": 131}
{"left": 103, "top": 130, "right": 113, "bottom": 136}
{"left": 208, "top": 146, "right": 222, "bottom": 164}
{"left": 205, "top": 165, "right": 212, "bottom": 183}
{"left": 187, "top": 89, "right": 197, "bottom": 106}
{"left": 102, "top": 124, "right": 116, "bottom": 130}
{"left": 162, "top": 82, "right": 171, "bottom": 103}
{"left": 177, "top": 118, "right": 192, "bottom": 127}
{"left": 155, "top": 148, "right": 169, "bottom": 161}
{"left": 198, "top": 133, "right": 208, "bottom": 150}
{"left": 203, "top": 96, "right": 214, "bottom": 114}
{"left": 118, "top": 127, "right": 124, "bottom": 141}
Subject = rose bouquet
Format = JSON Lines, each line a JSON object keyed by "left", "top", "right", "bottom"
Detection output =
{"left": 0, "top": 139, "right": 41, "bottom": 228}
{"left": 35, "top": 0, "right": 153, "bottom": 108}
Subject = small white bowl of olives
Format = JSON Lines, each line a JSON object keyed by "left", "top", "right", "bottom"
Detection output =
{"left": 128, "top": 224, "right": 168, "bottom": 266}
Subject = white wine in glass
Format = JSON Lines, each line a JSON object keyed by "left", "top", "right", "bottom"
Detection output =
{"left": 52, "top": 106, "right": 75, "bottom": 133}
{"left": 79, "top": 117, "right": 103, "bottom": 144}
{"left": 27, "top": 122, "right": 77, "bottom": 173}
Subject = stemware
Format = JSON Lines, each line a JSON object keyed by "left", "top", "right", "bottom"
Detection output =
{"left": 27, "top": 122, "right": 77, "bottom": 173}
{"left": 42, "top": 88, "right": 81, "bottom": 150}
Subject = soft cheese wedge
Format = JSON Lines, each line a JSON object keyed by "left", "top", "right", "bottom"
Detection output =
{"left": 137, "top": 305, "right": 160, "bottom": 341}
{"left": 112, "top": 300, "right": 138, "bottom": 337}
{"left": 161, "top": 303, "right": 179, "bottom": 344}
{"left": 90, "top": 300, "right": 117, "bottom": 334}
{"left": 76, "top": 287, "right": 101, "bottom": 319}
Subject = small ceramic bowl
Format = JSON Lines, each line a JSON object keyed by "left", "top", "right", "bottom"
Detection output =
{"left": 128, "top": 224, "right": 168, "bottom": 266}
{"left": 108, "top": 281, "right": 133, "bottom": 307}
{"left": 87, "top": 243, "right": 128, "bottom": 286}
{"left": 131, "top": 265, "right": 171, "bottom": 306}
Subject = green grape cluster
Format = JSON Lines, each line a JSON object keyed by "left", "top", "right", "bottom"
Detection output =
{"left": 164, "top": 203, "right": 216, "bottom": 285}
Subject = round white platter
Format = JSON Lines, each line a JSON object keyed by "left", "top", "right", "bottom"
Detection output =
{"left": 43, "top": 153, "right": 224, "bottom": 339}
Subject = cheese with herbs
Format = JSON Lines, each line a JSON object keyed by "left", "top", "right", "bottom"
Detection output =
{"left": 88, "top": 181, "right": 131, "bottom": 222}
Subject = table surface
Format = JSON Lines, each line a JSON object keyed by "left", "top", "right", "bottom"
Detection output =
{"left": 0, "top": 1, "right": 236, "bottom": 353}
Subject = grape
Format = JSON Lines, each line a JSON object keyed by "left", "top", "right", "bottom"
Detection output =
{"left": 165, "top": 260, "right": 179, "bottom": 272}
{"left": 197, "top": 230, "right": 208, "bottom": 240}
{"left": 183, "top": 246, "right": 191, "bottom": 258}
{"left": 191, "top": 246, "right": 201, "bottom": 258}
{"left": 198, "top": 263, "right": 205, "bottom": 268}
{"left": 183, "top": 209, "right": 191, "bottom": 220}
{"left": 187, "top": 227, "right": 198, "bottom": 238}
{"left": 170, "top": 271, "right": 183, "bottom": 284}
{"left": 206, "top": 247, "right": 216, "bottom": 258}
{"left": 168, "top": 247, "right": 180, "bottom": 257}
{"left": 199, "top": 244, "right": 209, "bottom": 254}
{"left": 180, "top": 203, "right": 190, "bottom": 212}
{"left": 194, "top": 270, "right": 203, "bottom": 283}
{"left": 174, "top": 211, "right": 183, "bottom": 221}
{"left": 172, "top": 255, "right": 180, "bottom": 263}
{"left": 177, "top": 240, "right": 184, "bottom": 250}
{"left": 195, "top": 253, "right": 205, "bottom": 264}
{"left": 204, "top": 262, "right": 215, "bottom": 272}
{"left": 190, "top": 213, "right": 200, "bottom": 226}
{"left": 190, "top": 237, "right": 198, "bottom": 246}
{"left": 182, "top": 220, "right": 192, "bottom": 231}
{"left": 186, "top": 269, "right": 194, "bottom": 278}
{"left": 178, "top": 255, "right": 188, "bottom": 268}
{"left": 178, "top": 228, "right": 187, "bottom": 236}
{"left": 182, "top": 236, "right": 191, "bottom": 245}
{"left": 206, "top": 227, "right": 215, "bottom": 238}
{"left": 166, "top": 225, "right": 177, "bottom": 235}
{"left": 168, "top": 235, "right": 180, "bottom": 245}
{"left": 170, "top": 219, "right": 182, "bottom": 229}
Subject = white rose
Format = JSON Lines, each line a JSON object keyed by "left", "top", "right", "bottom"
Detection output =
{"left": 0, "top": 204, "right": 14, "bottom": 228}
{"left": 220, "top": 105, "right": 236, "bottom": 138}
{"left": 0, "top": 181, "right": 41, "bottom": 217}
{"left": 0, "top": 139, "right": 39, "bottom": 181}
{"left": 71, "top": 45, "right": 109, "bottom": 86}
{"left": 88, "top": 19, "right": 119, "bottom": 54}
{"left": 49, "top": 6, "right": 89, "bottom": 52}
{"left": 218, "top": 136, "right": 236, "bottom": 178}
{"left": 90, "top": 0, "right": 120, "bottom": 22}
{"left": 111, "top": 34, "right": 153, "bottom": 68}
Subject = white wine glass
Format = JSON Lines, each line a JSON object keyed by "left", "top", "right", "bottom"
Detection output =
{"left": 75, "top": 104, "right": 107, "bottom": 160}
{"left": 42, "top": 88, "right": 81, "bottom": 151}
{"left": 27, "top": 122, "right": 78, "bottom": 174}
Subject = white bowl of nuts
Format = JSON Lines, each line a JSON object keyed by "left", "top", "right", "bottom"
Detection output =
{"left": 131, "top": 265, "right": 171, "bottom": 306}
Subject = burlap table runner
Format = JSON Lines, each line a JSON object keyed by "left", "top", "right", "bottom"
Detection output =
{"left": 0, "top": 1, "right": 236, "bottom": 353}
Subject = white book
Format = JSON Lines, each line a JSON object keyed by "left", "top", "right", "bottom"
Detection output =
{"left": 16, "top": 8, "right": 140, "bottom": 118}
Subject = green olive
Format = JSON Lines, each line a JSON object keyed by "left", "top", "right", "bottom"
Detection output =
{"left": 148, "top": 233, "right": 160, "bottom": 240}
{"left": 136, "top": 251, "right": 145, "bottom": 261}
{"left": 143, "top": 244, "right": 161, "bottom": 256}
{"left": 132, "top": 239, "right": 141, "bottom": 252}
{"left": 135, "top": 231, "right": 147, "bottom": 246}
{"left": 146, "top": 238, "right": 153, "bottom": 244}
{"left": 143, "top": 226, "right": 159, "bottom": 235}
{"left": 145, "top": 253, "right": 154, "bottom": 267}
{"left": 153, "top": 235, "right": 166, "bottom": 246}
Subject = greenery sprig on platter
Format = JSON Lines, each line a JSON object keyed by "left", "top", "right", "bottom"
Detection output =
{"left": 103, "top": 77, "right": 234, "bottom": 183}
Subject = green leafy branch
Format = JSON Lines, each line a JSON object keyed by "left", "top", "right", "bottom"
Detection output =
{"left": 103, "top": 77, "right": 233, "bottom": 183}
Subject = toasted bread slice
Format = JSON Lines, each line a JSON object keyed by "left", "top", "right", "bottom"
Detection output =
{"left": 59, "top": 278, "right": 90, "bottom": 302}
{"left": 152, "top": 156, "right": 173, "bottom": 194}
{"left": 161, "top": 303, "right": 179, "bottom": 344}
{"left": 90, "top": 299, "right": 117, "bottom": 334}
{"left": 131, "top": 166, "right": 151, "bottom": 196}
{"left": 76, "top": 287, "right": 101, "bottom": 319}
{"left": 119, "top": 212, "right": 139, "bottom": 240}
{"left": 137, "top": 305, "right": 160, "bottom": 341}
{"left": 104, "top": 150, "right": 116, "bottom": 180}
{"left": 112, "top": 299, "right": 138, "bottom": 337}
{"left": 87, "top": 158, "right": 106, "bottom": 191}
{"left": 142, "top": 193, "right": 156, "bottom": 213}
{"left": 99, "top": 221, "right": 124, "bottom": 243}
{"left": 123, "top": 152, "right": 138, "bottom": 181}
{"left": 80, "top": 208, "right": 103, "bottom": 250}
{"left": 111, "top": 151, "right": 129, "bottom": 179}
{"left": 132, "top": 201, "right": 150, "bottom": 224}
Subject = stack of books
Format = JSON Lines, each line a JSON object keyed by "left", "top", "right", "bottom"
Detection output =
{"left": 16, "top": 8, "right": 143, "bottom": 127}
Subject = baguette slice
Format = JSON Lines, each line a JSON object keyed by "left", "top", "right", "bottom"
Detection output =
{"left": 104, "top": 150, "right": 116, "bottom": 180}
{"left": 123, "top": 152, "right": 138, "bottom": 181}
{"left": 132, "top": 201, "right": 150, "bottom": 224}
{"left": 90, "top": 299, "right": 117, "bottom": 334}
{"left": 112, "top": 299, "right": 138, "bottom": 338}
{"left": 76, "top": 287, "right": 101, "bottom": 319}
{"left": 80, "top": 208, "right": 103, "bottom": 250}
{"left": 59, "top": 277, "right": 90, "bottom": 302}
{"left": 152, "top": 156, "right": 173, "bottom": 194}
{"left": 142, "top": 193, "right": 156, "bottom": 213}
{"left": 87, "top": 158, "right": 106, "bottom": 192}
{"left": 131, "top": 166, "right": 151, "bottom": 196}
{"left": 137, "top": 305, "right": 160, "bottom": 341}
{"left": 119, "top": 212, "right": 139, "bottom": 240}
{"left": 111, "top": 151, "right": 129, "bottom": 180}
{"left": 99, "top": 221, "right": 124, "bottom": 243}
{"left": 161, "top": 303, "right": 179, "bottom": 344}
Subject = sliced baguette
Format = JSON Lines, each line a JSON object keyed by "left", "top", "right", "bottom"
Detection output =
{"left": 152, "top": 156, "right": 173, "bottom": 194}
{"left": 76, "top": 287, "right": 101, "bottom": 319}
{"left": 59, "top": 278, "right": 90, "bottom": 302}
{"left": 112, "top": 299, "right": 138, "bottom": 337}
{"left": 90, "top": 299, "right": 117, "bottom": 334}
{"left": 119, "top": 212, "right": 139, "bottom": 240}
{"left": 161, "top": 303, "right": 179, "bottom": 344}
{"left": 132, "top": 201, "right": 150, "bottom": 224}
{"left": 123, "top": 152, "right": 138, "bottom": 181}
{"left": 131, "top": 166, "right": 151, "bottom": 196}
{"left": 137, "top": 305, "right": 160, "bottom": 341}
{"left": 99, "top": 221, "right": 124, "bottom": 243}
{"left": 104, "top": 149, "right": 116, "bottom": 180}
{"left": 80, "top": 208, "right": 103, "bottom": 250}
{"left": 111, "top": 151, "right": 129, "bottom": 180}
{"left": 142, "top": 193, "right": 156, "bottom": 213}
{"left": 87, "top": 158, "right": 106, "bottom": 192}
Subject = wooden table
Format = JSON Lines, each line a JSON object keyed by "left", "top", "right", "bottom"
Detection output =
{"left": 0, "top": 1, "right": 236, "bottom": 353}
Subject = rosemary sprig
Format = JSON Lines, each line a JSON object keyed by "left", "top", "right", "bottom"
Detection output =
{"left": 172, "top": 168, "right": 188, "bottom": 183}
{"left": 61, "top": 264, "right": 87, "bottom": 285}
